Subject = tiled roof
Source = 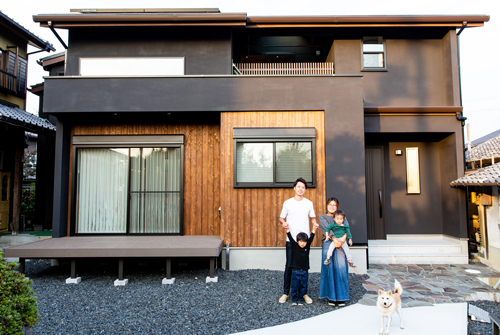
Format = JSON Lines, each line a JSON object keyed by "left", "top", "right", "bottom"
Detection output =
{"left": 471, "top": 129, "right": 500, "bottom": 147}
{"left": 465, "top": 133, "right": 500, "bottom": 161}
{"left": 450, "top": 163, "right": 500, "bottom": 186}
{"left": 0, "top": 102, "right": 56, "bottom": 132}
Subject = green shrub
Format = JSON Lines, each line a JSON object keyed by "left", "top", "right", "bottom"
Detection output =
{"left": 0, "top": 250, "right": 39, "bottom": 335}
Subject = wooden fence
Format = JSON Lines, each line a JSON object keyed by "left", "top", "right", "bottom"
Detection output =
{"left": 234, "top": 62, "right": 334, "bottom": 75}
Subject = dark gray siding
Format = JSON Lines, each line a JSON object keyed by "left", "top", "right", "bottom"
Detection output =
{"left": 65, "top": 27, "right": 232, "bottom": 76}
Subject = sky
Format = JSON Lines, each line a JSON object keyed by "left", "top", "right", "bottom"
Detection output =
{"left": 2, "top": 0, "right": 498, "bottom": 142}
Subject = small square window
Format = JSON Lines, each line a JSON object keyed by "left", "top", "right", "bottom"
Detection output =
{"left": 233, "top": 128, "right": 316, "bottom": 188}
{"left": 362, "top": 37, "right": 386, "bottom": 70}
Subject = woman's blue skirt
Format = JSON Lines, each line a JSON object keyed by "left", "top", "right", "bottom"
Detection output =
{"left": 318, "top": 239, "right": 349, "bottom": 302}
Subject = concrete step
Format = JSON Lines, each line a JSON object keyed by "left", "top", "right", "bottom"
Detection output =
{"left": 368, "top": 244, "right": 462, "bottom": 255}
{"left": 368, "top": 238, "right": 468, "bottom": 264}
{"left": 369, "top": 253, "right": 469, "bottom": 264}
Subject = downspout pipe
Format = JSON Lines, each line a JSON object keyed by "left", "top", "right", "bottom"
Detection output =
{"left": 48, "top": 21, "right": 68, "bottom": 49}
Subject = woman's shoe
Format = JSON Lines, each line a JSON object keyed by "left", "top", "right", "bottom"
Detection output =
{"left": 328, "top": 301, "right": 336, "bottom": 306}
{"left": 348, "top": 260, "right": 356, "bottom": 268}
{"left": 337, "top": 302, "right": 346, "bottom": 307}
{"left": 323, "top": 259, "right": 331, "bottom": 265}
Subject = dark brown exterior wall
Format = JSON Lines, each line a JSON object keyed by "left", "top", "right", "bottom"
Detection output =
{"left": 65, "top": 27, "right": 233, "bottom": 76}
{"left": 334, "top": 30, "right": 460, "bottom": 107}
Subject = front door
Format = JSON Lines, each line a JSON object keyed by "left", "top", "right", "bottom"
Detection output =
{"left": 365, "top": 147, "right": 386, "bottom": 239}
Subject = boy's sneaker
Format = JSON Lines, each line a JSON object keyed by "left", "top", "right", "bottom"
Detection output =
{"left": 323, "top": 259, "right": 331, "bottom": 265}
{"left": 303, "top": 295, "right": 313, "bottom": 304}
{"left": 279, "top": 294, "right": 288, "bottom": 303}
{"left": 291, "top": 301, "right": 298, "bottom": 306}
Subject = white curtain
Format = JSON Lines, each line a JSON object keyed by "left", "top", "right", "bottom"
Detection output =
{"left": 129, "top": 148, "right": 181, "bottom": 233}
{"left": 76, "top": 148, "right": 129, "bottom": 233}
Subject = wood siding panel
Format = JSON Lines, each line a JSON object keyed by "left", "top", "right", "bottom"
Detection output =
{"left": 71, "top": 122, "right": 220, "bottom": 237}
{"left": 220, "top": 111, "right": 326, "bottom": 247}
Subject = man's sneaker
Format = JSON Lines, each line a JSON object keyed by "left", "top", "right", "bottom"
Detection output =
{"left": 303, "top": 295, "right": 313, "bottom": 304}
{"left": 297, "top": 301, "right": 304, "bottom": 306}
{"left": 291, "top": 301, "right": 298, "bottom": 306}
{"left": 323, "top": 259, "right": 331, "bottom": 265}
{"left": 279, "top": 294, "right": 288, "bottom": 303}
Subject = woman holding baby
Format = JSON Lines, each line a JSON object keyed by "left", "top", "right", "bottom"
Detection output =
{"left": 318, "top": 197, "right": 350, "bottom": 306}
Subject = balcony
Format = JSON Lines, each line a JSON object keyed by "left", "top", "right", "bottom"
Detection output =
{"left": 0, "top": 69, "right": 25, "bottom": 97}
{"left": 233, "top": 62, "right": 334, "bottom": 75}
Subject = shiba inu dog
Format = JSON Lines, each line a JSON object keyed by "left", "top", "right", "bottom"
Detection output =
{"left": 377, "top": 279, "right": 404, "bottom": 335}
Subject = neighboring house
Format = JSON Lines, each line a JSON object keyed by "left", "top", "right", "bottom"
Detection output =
{"left": 451, "top": 163, "right": 500, "bottom": 272}
{"left": 31, "top": 8, "right": 489, "bottom": 270}
{"left": 466, "top": 132, "right": 500, "bottom": 170}
{"left": 29, "top": 52, "right": 65, "bottom": 231}
{"left": 0, "top": 10, "right": 55, "bottom": 233}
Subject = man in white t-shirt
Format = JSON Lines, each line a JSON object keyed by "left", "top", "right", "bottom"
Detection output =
{"left": 279, "top": 177, "right": 317, "bottom": 304}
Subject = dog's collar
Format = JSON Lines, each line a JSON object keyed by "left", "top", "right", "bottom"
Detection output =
{"left": 383, "top": 303, "right": 393, "bottom": 309}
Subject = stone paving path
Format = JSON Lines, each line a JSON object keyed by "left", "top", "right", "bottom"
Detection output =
{"left": 358, "top": 263, "right": 500, "bottom": 308}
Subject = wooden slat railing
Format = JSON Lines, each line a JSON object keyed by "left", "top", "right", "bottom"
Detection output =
{"left": 233, "top": 62, "right": 334, "bottom": 75}
{"left": 0, "top": 69, "right": 18, "bottom": 94}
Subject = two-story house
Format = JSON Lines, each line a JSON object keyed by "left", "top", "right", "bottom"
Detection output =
{"left": 0, "top": 11, "right": 55, "bottom": 233}
{"left": 20, "top": 8, "right": 489, "bottom": 272}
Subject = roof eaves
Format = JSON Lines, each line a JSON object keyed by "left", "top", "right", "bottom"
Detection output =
{"left": 33, "top": 12, "right": 248, "bottom": 28}
{"left": 0, "top": 10, "right": 56, "bottom": 51}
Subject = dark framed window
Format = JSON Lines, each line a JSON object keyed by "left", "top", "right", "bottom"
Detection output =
{"left": 71, "top": 135, "right": 184, "bottom": 235}
{"left": 362, "top": 36, "right": 386, "bottom": 70}
{"left": 233, "top": 128, "right": 316, "bottom": 188}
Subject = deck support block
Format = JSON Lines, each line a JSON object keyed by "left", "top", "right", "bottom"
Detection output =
{"left": 19, "top": 258, "right": 25, "bottom": 274}
{"left": 115, "top": 258, "right": 127, "bottom": 285}
{"left": 162, "top": 278, "right": 175, "bottom": 284}
{"left": 206, "top": 257, "right": 218, "bottom": 282}
{"left": 114, "top": 278, "right": 128, "bottom": 286}
{"left": 66, "top": 277, "right": 81, "bottom": 284}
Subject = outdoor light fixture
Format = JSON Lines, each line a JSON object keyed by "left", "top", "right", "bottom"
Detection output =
{"left": 395, "top": 149, "right": 402, "bottom": 156}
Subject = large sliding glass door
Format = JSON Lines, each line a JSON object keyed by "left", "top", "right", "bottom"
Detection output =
{"left": 129, "top": 148, "right": 181, "bottom": 233}
{"left": 73, "top": 136, "right": 184, "bottom": 235}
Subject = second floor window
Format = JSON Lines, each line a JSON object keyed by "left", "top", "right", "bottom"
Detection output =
{"left": 362, "top": 37, "right": 386, "bottom": 70}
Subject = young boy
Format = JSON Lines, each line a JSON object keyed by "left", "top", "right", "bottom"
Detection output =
{"left": 285, "top": 222, "right": 319, "bottom": 305}
{"left": 323, "top": 210, "right": 355, "bottom": 267}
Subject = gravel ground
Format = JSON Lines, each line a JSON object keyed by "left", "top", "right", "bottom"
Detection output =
{"left": 24, "top": 259, "right": 367, "bottom": 335}
{"left": 21, "top": 259, "right": 500, "bottom": 334}
{"left": 468, "top": 301, "right": 500, "bottom": 335}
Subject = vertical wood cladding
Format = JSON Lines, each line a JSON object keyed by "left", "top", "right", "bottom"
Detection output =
{"left": 220, "top": 111, "right": 326, "bottom": 247}
{"left": 69, "top": 111, "right": 325, "bottom": 247}
{"left": 70, "top": 122, "right": 220, "bottom": 237}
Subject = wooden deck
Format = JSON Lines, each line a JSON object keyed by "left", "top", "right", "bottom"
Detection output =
{"left": 5, "top": 235, "right": 223, "bottom": 280}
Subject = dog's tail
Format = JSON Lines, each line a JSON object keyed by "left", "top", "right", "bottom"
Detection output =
{"left": 394, "top": 279, "right": 403, "bottom": 295}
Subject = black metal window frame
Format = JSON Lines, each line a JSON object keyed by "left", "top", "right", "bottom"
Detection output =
{"left": 361, "top": 36, "right": 387, "bottom": 72}
{"left": 233, "top": 127, "right": 317, "bottom": 188}
{"left": 71, "top": 135, "right": 185, "bottom": 236}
